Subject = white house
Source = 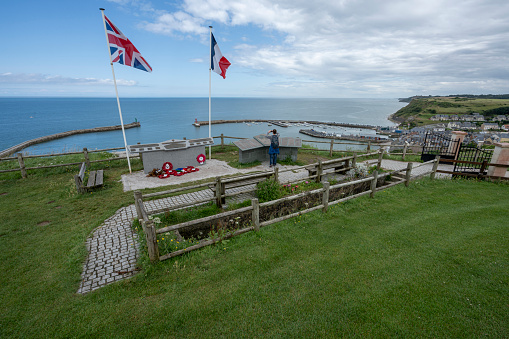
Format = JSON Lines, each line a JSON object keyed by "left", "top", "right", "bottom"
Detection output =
{"left": 447, "top": 121, "right": 461, "bottom": 129}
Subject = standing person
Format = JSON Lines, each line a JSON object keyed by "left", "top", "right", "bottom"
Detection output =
{"left": 266, "top": 129, "right": 280, "bottom": 167}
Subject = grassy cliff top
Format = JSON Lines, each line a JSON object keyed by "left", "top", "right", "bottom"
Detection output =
{"left": 392, "top": 97, "right": 509, "bottom": 127}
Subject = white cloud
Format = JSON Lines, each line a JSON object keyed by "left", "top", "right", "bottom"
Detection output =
{"left": 0, "top": 73, "right": 137, "bottom": 86}
{"left": 139, "top": 0, "right": 509, "bottom": 96}
{"left": 142, "top": 11, "right": 208, "bottom": 36}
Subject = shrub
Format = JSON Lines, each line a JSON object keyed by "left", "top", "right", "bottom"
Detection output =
{"left": 346, "top": 163, "right": 372, "bottom": 179}
{"left": 256, "top": 178, "right": 282, "bottom": 202}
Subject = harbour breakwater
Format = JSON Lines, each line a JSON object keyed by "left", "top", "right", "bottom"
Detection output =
{"left": 194, "top": 119, "right": 378, "bottom": 130}
{"left": 0, "top": 122, "right": 141, "bottom": 158}
{"left": 299, "top": 129, "right": 389, "bottom": 143}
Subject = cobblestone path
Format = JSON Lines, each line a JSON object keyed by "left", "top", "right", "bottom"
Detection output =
{"left": 77, "top": 185, "right": 259, "bottom": 294}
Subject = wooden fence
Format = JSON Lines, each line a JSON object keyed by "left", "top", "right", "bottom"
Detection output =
{"left": 133, "top": 150, "right": 384, "bottom": 217}
{"left": 135, "top": 153, "right": 439, "bottom": 262}
{"left": 214, "top": 133, "right": 418, "bottom": 160}
{"left": 0, "top": 147, "right": 138, "bottom": 178}
{"left": 1, "top": 133, "right": 415, "bottom": 178}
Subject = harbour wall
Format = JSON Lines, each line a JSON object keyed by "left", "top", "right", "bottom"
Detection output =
{"left": 0, "top": 122, "right": 140, "bottom": 158}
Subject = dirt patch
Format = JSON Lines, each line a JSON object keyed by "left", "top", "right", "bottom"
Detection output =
{"left": 37, "top": 221, "right": 51, "bottom": 227}
{"left": 47, "top": 200, "right": 55, "bottom": 204}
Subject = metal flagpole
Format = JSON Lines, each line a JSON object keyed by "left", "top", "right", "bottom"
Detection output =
{"left": 100, "top": 8, "right": 132, "bottom": 173}
{"left": 208, "top": 26, "right": 213, "bottom": 160}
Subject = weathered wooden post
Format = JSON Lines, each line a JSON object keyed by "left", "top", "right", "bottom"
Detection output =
{"left": 370, "top": 170, "right": 378, "bottom": 198}
{"left": 367, "top": 141, "right": 371, "bottom": 153}
{"left": 221, "top": 133, "right": 224, "bottom": 147}
{"left": 274, "top": 166, "right": 279, "bottom": 183}
{"left": 133, "top": 191, "right": 143, "bottom": 220}
{"left": 137, "top": 142, "right": 143, "bottom": 162}
{"left": 430, "top": 156, "right": 440, "bottom": 180}
{"left": 252, "top": 198, "right": 260, "bottom": 231}
{"left": 377, "top": 148, "right": 384, "bottom": 170}
{"left": 329, "top": 139, "right": 334, "bottom": 157}
{"left": 405, "top": 162, "right": 413, "bottom": 187}
{"left": 322, "top": 182, "right": 330, "bottom": 213}
{"left": 83, "top": 148, "right": 91, "bottom": 167}
{"left": 352, "top": 152, "right": 357, "bottom": 168}
{"left": 316, "top": 159, "right": 323, "bottom": 183}
{"left": 215, "top": 176, "right": 223, "bottom": 208}
{"left": 17, "top": 153, "right": 27, "bottom": 179}
{"left": 402, "top": 143, "right": 408, "bottom": 161}
{"left": 143, "top": 219, "right": 159, "bottom": 262}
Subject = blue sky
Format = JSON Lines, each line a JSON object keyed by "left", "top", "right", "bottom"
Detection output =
{"left": 1, "top": 0, "right": 509, "bottom": 98}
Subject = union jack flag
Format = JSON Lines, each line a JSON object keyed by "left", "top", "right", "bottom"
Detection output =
{"left": 104, "top": 15, "right": 152, "bottom": 72}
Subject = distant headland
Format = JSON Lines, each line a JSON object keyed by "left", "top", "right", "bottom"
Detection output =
{"left": 398, "top": 94, "right": 509, "bottom": 103}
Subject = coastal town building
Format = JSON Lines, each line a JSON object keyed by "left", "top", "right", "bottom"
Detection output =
{"left": 492, "top": 115, "right": 508, "bottom": 122}
{"left": 481, "top": 123, "right": 500, "bottom": 131}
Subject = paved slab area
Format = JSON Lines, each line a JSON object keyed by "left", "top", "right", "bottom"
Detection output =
{"left": 78, "top": 158, "right": 451, "bottom": 294}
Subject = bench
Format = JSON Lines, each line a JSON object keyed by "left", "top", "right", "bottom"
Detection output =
{"left": 74, "top": 162, "right": 104, "bottom": 194}
{"left": 306, "top": 158, "right": 353, "bottom": 182}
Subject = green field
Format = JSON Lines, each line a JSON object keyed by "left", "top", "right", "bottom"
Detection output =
{"left": 1, "top": 152, "right": 508, "bottom": 337}
{"left": 392, "top": 97, "right": 509, "bottom": 127}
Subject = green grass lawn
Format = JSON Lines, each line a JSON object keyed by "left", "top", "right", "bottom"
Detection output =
{"left": 1, "top": 153, "right": 508, "bottom": 337}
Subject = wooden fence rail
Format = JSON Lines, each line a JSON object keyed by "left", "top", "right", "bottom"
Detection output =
{"left": 1, "top": 133, "right": 413, "bottom": 178}
{"left": 213, "top": 133, "right": 417, "bottom": 160}
{"left": 0, "top": 147, "right": 139, "bottom": 178}
{"left": 135, "top": 158, "right": 441, "bottom": 262}
{"left": 134, "top": 150, "right": 385, "bottom": 217}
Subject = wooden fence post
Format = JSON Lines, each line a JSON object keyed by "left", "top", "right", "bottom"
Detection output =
{"left": 17, "top": 153, "right": 27, "bottom": 179}
{"left": 405, "top": 162, "right": 413, "bottom": 187}
{"left": 274, "top": 166, "right": 279, "bottom": 183}
{"left": 329, "top": 139, "right": 334, "bottom": 157}
{"left": 143, "top": 219, "right": 159, "bottom": 262}
{"left": 322, "top": 182, "right": 330, "bottom": 213}
{"left": 377, "top": 148, "right": 384, "bottom": 170}
{"left": 252, "top": 198, "right": 260, "bottom": 231}
{"left": 83, "top": 147, "right": 91, "bottom": 167}
{"left": 370, "top": 170, "right": 378, "bottom": 198}
{"left": 367, "top": 141, "right": 371, "bottom": 153}
{"left": 352, "top": 152, "right": 357, "bottom": 168}
{"left": 316, "top": 159, "right": 323, "bottom": 183}
{"left": 430, "top": 156, "right": 440, "bottom": 180}
{"left": 215, "top": 176, "right": 223, "bottom": 208}
{"left": 134, "top": 191, "right": 143, "bottom": 220}
{"left": 220, "top": 133, "right": 224, "bottom": 147}
{"left": 402, "top": 143, "right": 408, "bottom": 161}
{"left": 137, "top": 142, "right": 143, "bottom": 162}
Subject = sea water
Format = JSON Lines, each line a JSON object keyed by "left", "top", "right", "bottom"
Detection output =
{"left": 0, "top": 98, "right": 407, "bottom": 154}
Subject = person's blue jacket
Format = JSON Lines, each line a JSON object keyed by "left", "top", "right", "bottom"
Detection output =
{"left": 266, "top": 132, "right": 280, "bottom": 154}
